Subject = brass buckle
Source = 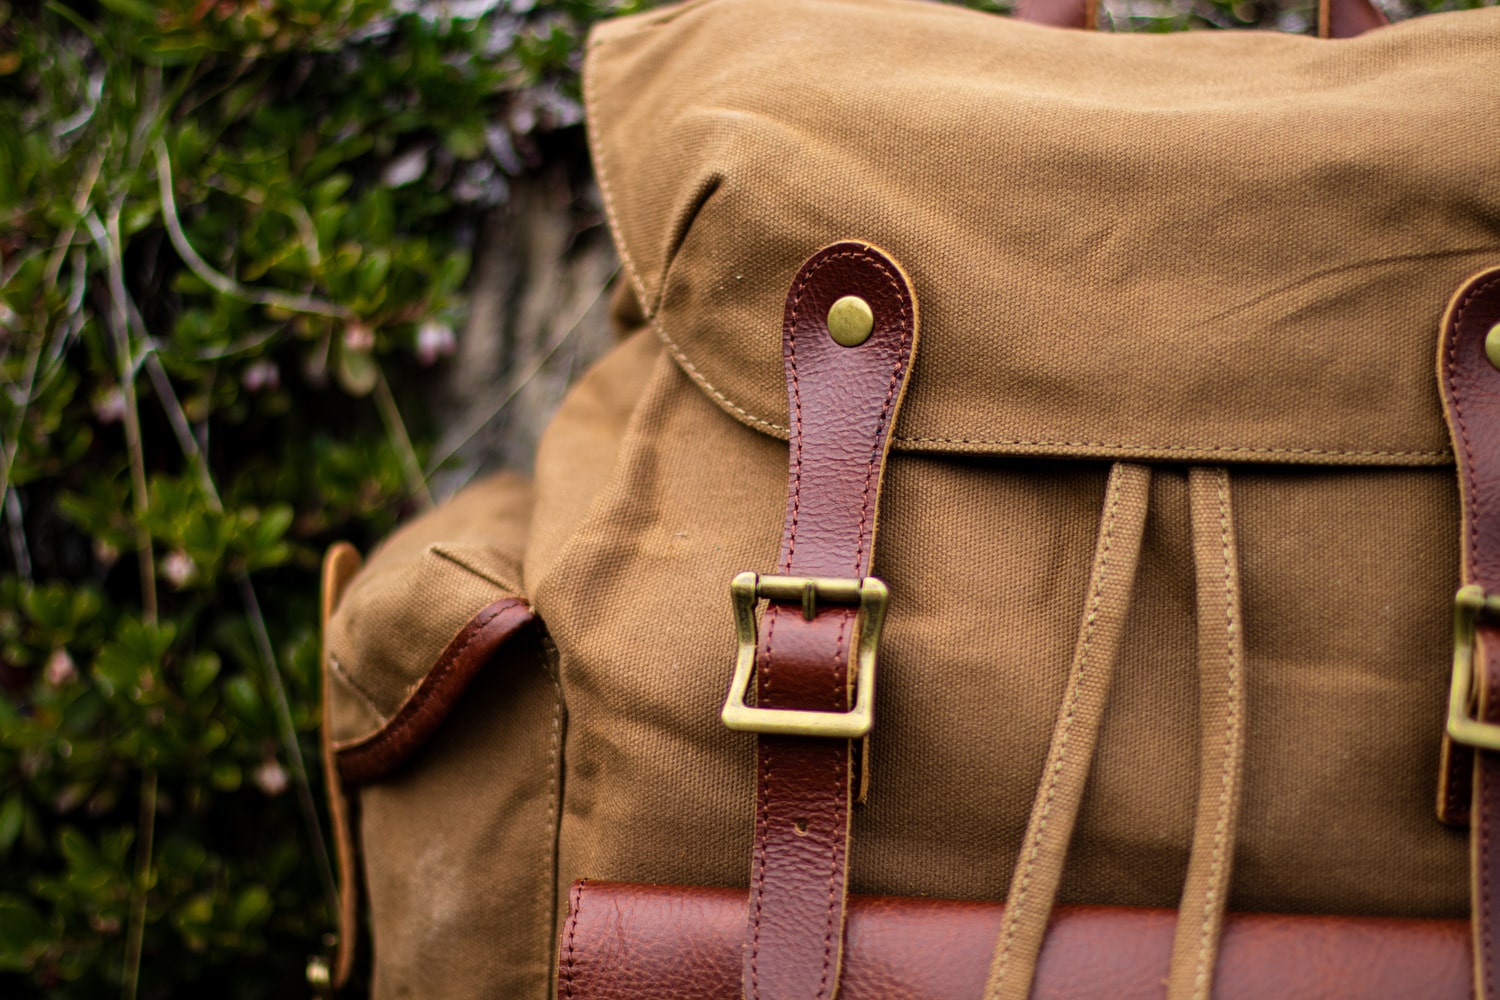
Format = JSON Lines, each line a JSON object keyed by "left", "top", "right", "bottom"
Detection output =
{"left": 1447, "top": 585, "right": 1500, "bottom": 751}
{"left": 720, "top": 572, "right": 889, "bottom": 739}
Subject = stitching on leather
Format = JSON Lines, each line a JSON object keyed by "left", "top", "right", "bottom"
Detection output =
{"left": 1450, "top": 272, "right": 1500, "bottom": 999}
{"left": 854, "top": 254, "right": 911, "bottom": 573}
{"left": 1193, "top": 468, "right": 1242, "bottom": 999}
{"left": 562, "top": 881, "right": 582, "bottom": 998}
{"left": 818, "top": 611, "right": 853, "bottom": 1000}
{"left": 896, "top": 437, "right": 1448, "bottom": 459}
{"left": 1448, "top": 274, "right": 1500, "bottom": 575}
{"left": 989, "top": 464, "right": 1123, "bottom": 989}
{"left": 750, "top": 748, "right": 770, "bottom": 999}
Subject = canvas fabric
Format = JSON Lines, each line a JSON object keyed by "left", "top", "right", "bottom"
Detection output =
{"left": 321, "top": 1, "right": 1500, "bottom": 996}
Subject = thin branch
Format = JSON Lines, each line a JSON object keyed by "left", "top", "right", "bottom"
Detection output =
{"left": 152, "top": 140, "right": 350, "bottom": 321}
{"left": 90, "top": 205, "right": 157, "bottom": 1000}
{"left": 135, "top": 314, "right": 340, "bottom": 927}
{"left": 122, "top": 770, "right": 156, "bottom": 1000}
{"left": 373, "top": 369, "right": 434, "bottom": 512}
{"left": 237, "top": 575, "right": 339, "bottom": 920}
{"left": 423, "top": 265, "right": 617, "bottom": 478}
{"left": 5, "top": 488, "right": 32, "bottom": 581}
{"left": 87, "top": 209, "right": 156, "bottom": 620}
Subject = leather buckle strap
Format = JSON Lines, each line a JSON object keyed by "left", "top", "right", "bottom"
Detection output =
{"left": 1436, "top": 265, "right": 1500, "bottom": 1000}
{"left": 1449, "top": 585, "right": 1500, "bottom": 753}
{"left": 722, "top": 573, "right": 889, "bottom": 739}
{"left": 737, "top": 242, "right": 919, "bottom": 1000}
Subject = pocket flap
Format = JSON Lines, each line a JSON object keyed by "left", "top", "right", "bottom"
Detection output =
{"left": 324, "top": 472, "right": 537, "bottom": 783}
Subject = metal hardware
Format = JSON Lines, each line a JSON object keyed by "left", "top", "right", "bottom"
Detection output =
{"left": 827, "top": 295, "right": 874, "bottom": 347}
{"left": 1486, "top": 323, "right": 1500, "bottom": 371}
{"left": 721, "top": 572, "right": 889, "bottom": 738}
{"left": 1447, "top": 584, "right": 1500, "bottom": 750}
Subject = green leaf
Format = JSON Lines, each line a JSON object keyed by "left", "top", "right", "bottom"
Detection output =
{"left": 222, "top": 675, "right": 263, "bottom": 727}
{"left": 0, "top": 793, "right": 23, "bottom": 852}
{"left": 182, "top": 652, "right": 221, "bottom": 701}
{"left": 231, "top": 885, "right": 272, "bottom": 928}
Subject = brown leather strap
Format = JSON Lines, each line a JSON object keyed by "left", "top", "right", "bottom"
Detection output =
{"left": 561, "top": 880, "right": 1473, "bottom": 1000}
{"left": 1014, "top": 0, "right": 1388, "bottom": 38}
{"left": 1437, "top": 266, "right": 1500, "bottom": 1000}
{"left": 746, "top": 242, "right": 919, "bottom": 1000}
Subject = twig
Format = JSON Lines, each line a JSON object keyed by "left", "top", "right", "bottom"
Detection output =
{"left": 152, "top": 140, "right": 350, "bottom": 321}
{"left": 423, "top": 265, "right": 617, "bottom": 478}
{"left": 87, "top": 208, "right": 156, "bottom": 621}
{"left": 373, "top": 369, "right": 434, "bottom": 512}
{"left": 138, "top": 329, "right": 341, "bottom": 928}
{"left": 122, "top": 770, "right": 156, "bottom": 1000}
{"left": 92, "top": 205, "right": 157, "bottom": 1000}
{"left": 237, "top": 575, "right": 339, "bottom": 920}
{"left": 4, "top": 488, "right": 31, "bottom": 581}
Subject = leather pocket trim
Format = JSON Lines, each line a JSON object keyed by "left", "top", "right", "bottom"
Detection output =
{"left": 334, "top": 598, "right": 535, "bottom": 785}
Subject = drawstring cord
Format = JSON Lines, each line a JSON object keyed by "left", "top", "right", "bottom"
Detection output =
{"left": 1167, "top": 467, "right": 1246, "bottom": 1000}
{"left": 982, "top": 465, "right": 1246, "bottom": 1000}
{"left": 983, "top": 463, "right": 1152, "bottom": 1000}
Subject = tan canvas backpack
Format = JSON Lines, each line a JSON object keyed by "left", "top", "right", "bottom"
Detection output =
{"left": 315, "top": 0, "right": 1500, "bottom": 996}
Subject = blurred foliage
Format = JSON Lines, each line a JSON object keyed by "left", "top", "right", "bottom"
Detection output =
{"left": 0, "top": 0, "right": 641, "bottom": 995}
{"left": 0, "top": 0, "right": 1490, "bottom": 996}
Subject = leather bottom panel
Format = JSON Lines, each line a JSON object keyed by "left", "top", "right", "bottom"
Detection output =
{"left": 556, "top": 880, "right": 1470, "bottom": 999}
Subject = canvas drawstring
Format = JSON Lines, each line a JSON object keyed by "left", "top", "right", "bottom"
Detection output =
{"left": 983, "top": 465, "right": 1246, "bottom": 1000}
{"left": 982, "top": 463, "right": 1152, "bottom": 1000}
{"left": 1166, "top": 466, "right": 1247, "bottom": 1000}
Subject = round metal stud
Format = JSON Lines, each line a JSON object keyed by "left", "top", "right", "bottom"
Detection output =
{"left": 827, "top": 295, "right": 874, "bottom": 348}
{"left": 1486, "top": 323, "right": 1500, "bottom": 372}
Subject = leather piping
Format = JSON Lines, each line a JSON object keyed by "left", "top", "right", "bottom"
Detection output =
{"left": 319, "top": 542, "right": 365, "bottom": 990}
{"left": 333, "top": 598, "right": 535, "bottom": 785}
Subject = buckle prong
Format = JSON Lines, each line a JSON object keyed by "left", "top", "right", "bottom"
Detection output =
{"left": 720, "top": 572, "right": 889, "bottom": 738}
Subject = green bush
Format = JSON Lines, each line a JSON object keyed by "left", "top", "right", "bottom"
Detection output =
{"left": 0, "top": 0, "right": 1488, "bottom": 996}
{"left": 0, "top": 1, "right": 639, "bottom": 994}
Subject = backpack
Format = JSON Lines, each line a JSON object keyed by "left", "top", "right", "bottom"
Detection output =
{"left": 316, "top": 0, "right": 1500, "bottom": 996}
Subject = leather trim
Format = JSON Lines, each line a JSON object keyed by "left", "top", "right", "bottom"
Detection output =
{"left": 334, "top": 598, "right": 535, "bottom": 785}
{"left": 1438, "top": 265, "right": 1500, "bottom": 998}
{"left": 1011, "top": 0, "right": 1386, "bottom": 37}
{"left": 746, "top": 242, "right": 919, "bottom": 1000}
{"left": 557, "top": 880, "right": 1471, "bottom": 999}
{"left": 320, "top": 543, "right": 365, "bottom": 989}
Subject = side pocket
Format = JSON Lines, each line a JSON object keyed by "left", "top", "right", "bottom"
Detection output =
{"left": 319, "top": 472, "right": 566, "bottom": 998}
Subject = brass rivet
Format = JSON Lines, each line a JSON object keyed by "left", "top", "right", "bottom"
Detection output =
{"left": 1487, "top": 323, "right": 1500, "bottom": 371}
{"left": 827, "top": 295, "right": 874, "bottom": 347}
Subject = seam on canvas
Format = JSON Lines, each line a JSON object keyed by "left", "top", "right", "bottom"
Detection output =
{"left": 327, "top": 655, "right": 388, "bottom": 727}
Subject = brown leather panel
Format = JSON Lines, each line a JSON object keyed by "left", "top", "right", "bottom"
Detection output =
{"left": 1439, "top": 266, "right": 1500, "bottom": 998}
{"left": 335, "top": 598, "right": 535, "bottom": 785}
{"left": 1320, "top": 0, "right": 1389, "bottom": 39}
{"left": 1014, "top": 0, "right": 1091, "bottom": 30}
{"left": 557, "top": 881, "right": 1471, "bottom": 1000}
{"left": 1017, "top": 0, "right": 1386, "bottom": 36}
{"left": 748, "top": 242, "right": 919, "bottom": 1000}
